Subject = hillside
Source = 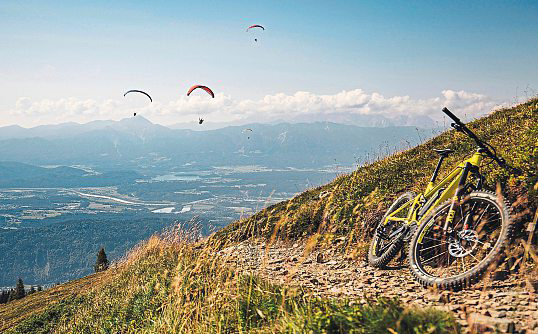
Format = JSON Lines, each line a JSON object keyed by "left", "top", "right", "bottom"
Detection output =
{"left": 1, "top": 100, "right": 537, "bottom": 333}
{"left": 215, "top": 99, "right": 537, "bottom": 245}
{"left": 1, "top": 235, "right": 458, "bottom": 333}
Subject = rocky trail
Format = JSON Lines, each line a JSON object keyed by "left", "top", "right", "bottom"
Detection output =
{"left": 220, "top": 238, "right": 538, "bottom": 333}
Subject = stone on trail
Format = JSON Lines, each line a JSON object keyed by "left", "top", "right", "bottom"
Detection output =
{"left": 467, "top": 313, "right": 516, "bottom": 333}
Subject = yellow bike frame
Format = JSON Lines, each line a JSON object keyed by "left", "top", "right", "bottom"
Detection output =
{"left": 383, "top": 150, "right": 484, "bottom": 228}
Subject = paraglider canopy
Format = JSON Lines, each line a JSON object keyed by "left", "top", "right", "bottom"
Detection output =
{"left": 246, "top": 24, "right": 264, "bottom": 31}
{"left": 123, "top": 90, "right": 152, "bottom": 102}
{"left": 187, "top": 85, "right": 215, "bottom": 98}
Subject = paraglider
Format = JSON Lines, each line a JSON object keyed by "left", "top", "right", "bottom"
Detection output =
{"left": 242, "top": 128, "right": 253, "bottom": 139}
{"left": 187, "top": 85, "right": 214, "bottom": 125}
{"left": 123, "top": 90, "right": 153, "bottom": 102}
{"left": 124, "top": 90, "right": 152, "bottom": 117}
{"left": 187, "top": 85, "right": 215, "bottom": 98}
{"left": 246, "top": 25, "right": 264, "bottom": 42}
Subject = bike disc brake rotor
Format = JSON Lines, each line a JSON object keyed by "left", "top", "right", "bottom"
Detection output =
{"left": 448, "top": 229, "right": 479, "bottom": 258}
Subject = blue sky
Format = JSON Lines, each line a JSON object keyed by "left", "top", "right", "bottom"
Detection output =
{"left": 1, "top": 1, "right": 537, "bottom": 127}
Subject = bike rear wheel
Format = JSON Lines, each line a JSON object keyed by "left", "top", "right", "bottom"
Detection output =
{"left": 408, "top": 190, "right": 512, "bottom": 290}
{"left": 368, "top": 192, "right": 415, "bottom": 268}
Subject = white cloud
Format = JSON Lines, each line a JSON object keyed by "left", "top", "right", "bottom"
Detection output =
{"left": 6, "top": 89, "right": 502, "bottom": 128}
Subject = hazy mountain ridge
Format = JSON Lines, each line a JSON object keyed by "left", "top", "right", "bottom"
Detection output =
{"left": 0, "top": 117, "right": 429, "bottom": 168}
{"left": 169, "top": 112, "right": 438, "bottom": 130}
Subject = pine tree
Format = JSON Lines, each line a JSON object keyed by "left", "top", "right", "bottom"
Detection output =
{"left": 7, "top": 288, "right": 15, "bottom": 302}
{"left": 37, "top": 285, "right": 43, "bottom": 292}
{"left": 0, "top": 290, "right": 8, "bottom": 304}
{"left": 28, "top": 285, "right": 36, "bottom": 295}
{"left": 15, "top": 278, "right": 25, "bottom": 300}
{"left": 94, "top": 247, "right": 109, "bottom": 272}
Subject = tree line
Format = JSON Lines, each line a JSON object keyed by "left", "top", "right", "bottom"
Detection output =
{"left": 0, "top": 278, "right": 43, "bottom": 304}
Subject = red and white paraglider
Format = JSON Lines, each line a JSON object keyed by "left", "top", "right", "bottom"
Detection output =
{"left": 246, "top": 24, "right": 265, "bottom": 42}
{"left": 187, "top": 85, "right": 215, "bottom": 124}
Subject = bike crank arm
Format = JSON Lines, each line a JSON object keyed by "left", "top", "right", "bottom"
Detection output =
{"left": 376, "top": 225, "right": 409, "bottom": 255}
{"left": 377, "top": 224, "right": 407, "bottom": 240}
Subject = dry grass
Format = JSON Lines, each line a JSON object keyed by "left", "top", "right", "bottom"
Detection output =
{"left": 3, "top": 232, "right": 458, "bottom": 333}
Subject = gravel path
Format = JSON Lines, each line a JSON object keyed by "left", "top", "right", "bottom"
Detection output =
{"left": 220, "top": 238, "right": 538, "bottom": 333}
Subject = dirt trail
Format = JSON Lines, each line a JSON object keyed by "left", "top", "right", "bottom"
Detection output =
{"left": 221, "top": 238, "right": 538, "bottom": 333}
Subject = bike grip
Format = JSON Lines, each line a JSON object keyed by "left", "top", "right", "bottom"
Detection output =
{"left": 442, "top": 107, "right": 461, "bottom": 123}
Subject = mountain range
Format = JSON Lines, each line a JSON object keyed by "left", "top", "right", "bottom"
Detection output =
{"left": 0, "top": 117, "right": 430, "bottom": 169}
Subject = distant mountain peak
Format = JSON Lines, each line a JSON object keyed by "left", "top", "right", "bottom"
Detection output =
{"left": 118, "top": 115, "right": 153, "bottom": 125}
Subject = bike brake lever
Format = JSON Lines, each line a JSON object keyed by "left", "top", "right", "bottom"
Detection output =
{"left": 451, "top": 123, "right": 466, "bottom": 133}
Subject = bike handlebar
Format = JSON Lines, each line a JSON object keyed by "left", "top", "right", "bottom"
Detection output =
{"left": 442, "top": 107, "right": 508, "bottom": 169}
{"left": 442, "top": 107, "right": 461, "bottom": 124}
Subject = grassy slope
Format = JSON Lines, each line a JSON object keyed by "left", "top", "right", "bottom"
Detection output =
{"left": 2, "top": 237, "right": 457, "bottom": 333}
{"left": 214, "top": 99, "right": 537, "bottom": 248}
{"left": 1, "top": 100, "right": 537, "bottom": 333}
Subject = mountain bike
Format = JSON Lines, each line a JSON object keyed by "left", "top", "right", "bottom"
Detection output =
{"left": 368, "top": 107, "right": 513, "bottom": 290}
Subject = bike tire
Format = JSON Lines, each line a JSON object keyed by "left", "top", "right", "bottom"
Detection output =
{"left": 368, "top": 192, "right": 416, "bottom": 268}
{"left": 408, "top": 190, "right": 513, "bottom": 290}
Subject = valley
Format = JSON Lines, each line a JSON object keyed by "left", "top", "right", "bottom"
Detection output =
{"left": 0, "top": 162, "right": 351, "bottom": 286}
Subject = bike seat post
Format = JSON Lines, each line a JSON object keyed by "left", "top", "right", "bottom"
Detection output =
{"left": 430, "top": 156, "right": 446, "bottom": 184}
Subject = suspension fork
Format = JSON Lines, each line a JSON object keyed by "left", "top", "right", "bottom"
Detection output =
{"left": 443, "top": 162, "right": 472, "bottom": 232}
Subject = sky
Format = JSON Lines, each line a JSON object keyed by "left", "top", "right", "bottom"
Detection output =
{"left": 1, "top": 0, "right": 537, "bottom": 127}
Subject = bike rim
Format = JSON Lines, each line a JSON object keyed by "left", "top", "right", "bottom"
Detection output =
{"left": 414, "top": 197, "right": 504, "bottom": 280}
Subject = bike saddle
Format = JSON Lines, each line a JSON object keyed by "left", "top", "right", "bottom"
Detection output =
{"left": 433, "top": 148, "right": 455, "bottom": 157}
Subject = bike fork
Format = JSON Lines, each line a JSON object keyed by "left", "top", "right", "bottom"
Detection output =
{"left": 443, "top": 162, "right": 471, "bottom": 232}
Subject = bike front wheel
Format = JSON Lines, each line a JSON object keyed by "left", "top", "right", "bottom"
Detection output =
{"left": 408, "top": 190, "right": 512, "bottom": 290}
